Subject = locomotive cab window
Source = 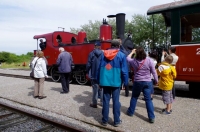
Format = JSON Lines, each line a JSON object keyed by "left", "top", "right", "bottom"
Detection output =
{"left": 71, "top": 37, "right": 76, "bottom": 44}
{"left": 39, "top": 38, "right": 46, "bottom": 50}
{"left": 56, "top": 35, "right": 65, "bottom": 46}
{"left": 181, "top": 13, "right": 200, "bottom": 43}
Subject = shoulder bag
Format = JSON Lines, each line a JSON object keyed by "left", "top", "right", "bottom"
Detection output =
{"left": 30, "top": 58, "right": 39, "bottom": 79}
{"left": 132, "top": 59, "right": 146, "bottom": 82}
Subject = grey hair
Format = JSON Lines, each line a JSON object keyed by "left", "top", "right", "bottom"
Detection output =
{"left": 59, "top": 47, "right": 65, "bottom": 52}
{"left": 111, "top": 39, "right": 120, "bottom": 48}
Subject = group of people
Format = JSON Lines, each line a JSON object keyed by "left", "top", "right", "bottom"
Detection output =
{"left": 31, "top": 39, "right": 179, "bottom": 127}
{"left": 30, "top": 47, "right": 73, "bottom": 99}
{"left": 86, "top": 39, "right": 179, "bottom": 126}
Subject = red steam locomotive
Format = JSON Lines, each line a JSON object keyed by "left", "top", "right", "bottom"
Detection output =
{"left": 33, "top": 13, "right": 133, "bottom": 85}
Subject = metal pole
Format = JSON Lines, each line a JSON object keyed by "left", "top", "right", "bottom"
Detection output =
{"left": 37, "top": 39, "right": 38, "bottom": 51}
{"left": 152, "top": 15, "right": 155, "bottom": 48}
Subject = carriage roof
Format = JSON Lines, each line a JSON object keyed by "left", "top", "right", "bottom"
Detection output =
{"left": 147, "top": 0, "right": 200, "bottom": 15}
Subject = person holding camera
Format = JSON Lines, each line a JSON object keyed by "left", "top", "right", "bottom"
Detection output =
{"left": 126, "top": 47, "right": 158, "bottom": 123}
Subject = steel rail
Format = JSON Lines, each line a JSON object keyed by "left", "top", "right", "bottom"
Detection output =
{"left": 0, "top": 73, "right": 52, "bottom": 81}
{"left": 0, "top": 103, "right": 84, "bottom": 132}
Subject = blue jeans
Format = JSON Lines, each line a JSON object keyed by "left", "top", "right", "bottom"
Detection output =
{"left": 102, "top": 87, "right": 121, "bottom": 125}
{"left": 91, "top": 80, "right": 102, "bottom": 105}
{"left": 151, "top": 80, "right": 154, "bottom": 94}
{"left": 127, "top": 81, "right": 155, "bottom": 120}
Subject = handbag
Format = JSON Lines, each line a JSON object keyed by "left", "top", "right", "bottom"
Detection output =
{"left": 30, "top": 58, "right": 39, "bottom": 79}
{"left": 30, "top": 70, "right": 34, "bottom": 79}
{"left": 132, "top": 59, "right": 146, "bottom": 82}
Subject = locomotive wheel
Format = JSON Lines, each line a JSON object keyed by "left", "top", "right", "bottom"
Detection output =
{"left": 75, "top": 71, "right": 88, "bottom": 85}
{"left": 51, "top": 66, "right": 61, "bottom": 82}
{"left": 51, "top": 67, "right": 73, "bottom": 83}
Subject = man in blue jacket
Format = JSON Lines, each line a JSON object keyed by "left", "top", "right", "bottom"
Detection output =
{"left": 86, "top": 41, "right": 103, "bottom": 108}
{"left": 98, "top": 39, "right": 128, "bottom": 127}
{"left": 56, "top": 47, "right": 73, "bottom": 94}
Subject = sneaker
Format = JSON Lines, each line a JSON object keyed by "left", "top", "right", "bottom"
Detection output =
{"left": 90, "top": 103, "right": 97, "bottom": 108}
{"left": 126, "top": 111, "right": 133, "bottom": 117}
{"left": 149, "top": 118, "right": 155, "bottom": 123}
{"left": 38, "top": 96, "right": 47, "bottom": 99}
{"left": 101, "top": 122, "right": 108, "bottom": 126}
{"left": 162, "top": 109, "right": 172, "bottom": 113}
{"left": 34, "top": 96, "right": 39, "bottom": 98}
{"left": 114, "top": 120, "right": 122, "bottom": 127}
{"left": 162, "top": 109, "right": 171, "bottom": 115}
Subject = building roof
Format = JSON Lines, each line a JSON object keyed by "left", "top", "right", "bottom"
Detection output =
{"left": 147, "top": 0, "right": 200, "bottom": 15}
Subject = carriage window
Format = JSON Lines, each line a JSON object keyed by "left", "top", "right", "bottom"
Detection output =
{"left": 181, "top": 13, "right": 200, "bottom": 43}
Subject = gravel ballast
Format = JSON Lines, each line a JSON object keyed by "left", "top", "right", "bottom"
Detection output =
{"left": 0, "top": 69, "right": 200, "bottom": 132}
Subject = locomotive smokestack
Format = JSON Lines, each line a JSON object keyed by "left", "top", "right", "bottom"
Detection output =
{"left": 116, "top": 13, "right": 125, "bottom": 40}
{"left": 108, "top": 13, "right": 125, "bottom": 40}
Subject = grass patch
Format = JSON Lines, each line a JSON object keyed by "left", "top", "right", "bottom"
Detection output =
{"left": 0, "top": 61, "right": 31, "bottom": 70}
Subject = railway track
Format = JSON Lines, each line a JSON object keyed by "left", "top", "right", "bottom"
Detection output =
{"left": 0, "top": 72, "right": 84, "bottom": 85}
{"left": 0, "top": 101, "right": 120, "bottom": 132}
{"left": 0, "top": 103, "right": 83, "bottom": 132}
{"left": 0, "top": 73, "right": 52, "bottom": 82}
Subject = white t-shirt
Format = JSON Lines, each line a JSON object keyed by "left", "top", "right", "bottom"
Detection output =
{"left": 161, "top": 53, "right": 179, "bottom": 67}
{"left": 149, "top": 57, "right": 157, "bottom": 79}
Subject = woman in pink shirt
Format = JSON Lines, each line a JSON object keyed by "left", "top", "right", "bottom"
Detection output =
{"left": 126, "top": 47, "right": 158, "bottom": 123}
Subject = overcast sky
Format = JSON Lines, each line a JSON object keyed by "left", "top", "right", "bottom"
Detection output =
{"left": 0, "top": 0, "right": 175, "bottom": 55}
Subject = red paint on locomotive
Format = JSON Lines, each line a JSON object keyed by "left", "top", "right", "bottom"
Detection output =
{"left": 100, "top": 19, "right": 112, "bottom": 41}
{"left": 77, "top": 31, "right": 87, "bottom": 43}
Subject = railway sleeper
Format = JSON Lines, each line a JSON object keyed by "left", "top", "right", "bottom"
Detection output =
{"left": 0, "top": 113, "right": 15, "bottom": 119}
{"left": 0, "top": 117, "right": 29, "bottom": 130}
{"left": 0, "top": 115, "right": 25, "bottom": 125}
{"left": 0, "top": 108, "right": 6, "bottom": 112}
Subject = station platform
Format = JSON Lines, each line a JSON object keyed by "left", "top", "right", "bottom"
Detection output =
{"left": 0, "top": 69, "right": 199, "bottom": 132}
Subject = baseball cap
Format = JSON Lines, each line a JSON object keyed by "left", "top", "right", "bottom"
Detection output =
{"left": 95, "top": 41, "right": 101, "bottom": 46}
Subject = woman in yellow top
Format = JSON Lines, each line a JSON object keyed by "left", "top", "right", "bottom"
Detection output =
{"left": 157, "top": 55, "right": 176, "bottom": 115}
